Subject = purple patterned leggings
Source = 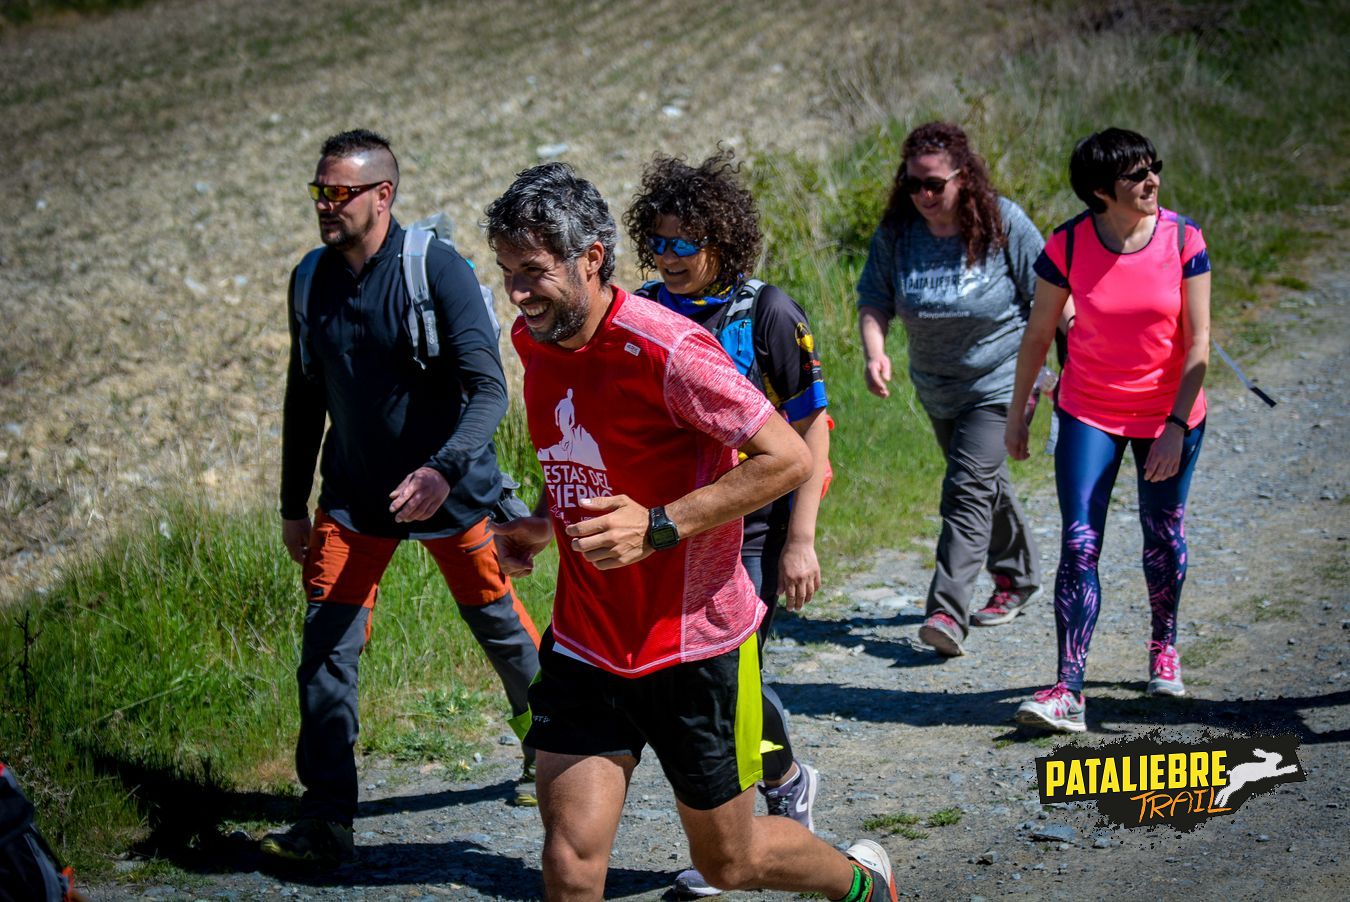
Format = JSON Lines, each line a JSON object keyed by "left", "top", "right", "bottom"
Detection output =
{"left": 1053, "top": 410, "right": 1205, "bottom": 691}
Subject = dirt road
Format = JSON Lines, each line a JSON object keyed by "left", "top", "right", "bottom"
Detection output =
{"left": 5, "top": 2, "right": 1344, "bottom": 898}
{"left": 86, "top": 247, "right": 1348, "bottom": 902}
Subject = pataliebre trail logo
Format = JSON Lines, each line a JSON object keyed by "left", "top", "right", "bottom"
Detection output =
{"left": 1035, "top": 733, "right": 1305, "bottom": 832}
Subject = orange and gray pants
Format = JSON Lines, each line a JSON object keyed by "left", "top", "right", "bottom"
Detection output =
{"left": 295, "top": 510, "right": 541, "bottom": 825}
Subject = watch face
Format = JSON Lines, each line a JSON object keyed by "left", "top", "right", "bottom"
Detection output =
{"left": 650, "top": 523, "right": 679, "bottom": 550}
{"left": 649, "top": 507, "right": 680, "bottom": 550}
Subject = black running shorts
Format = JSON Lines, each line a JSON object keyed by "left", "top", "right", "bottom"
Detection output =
{"left": 526, "top": 629, "right": 765, "bottom": 810}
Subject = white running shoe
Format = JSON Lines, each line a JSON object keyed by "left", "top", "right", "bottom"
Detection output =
{"left": 1015, "top": 683, "right": 1087, "bottom": 733}
{"left": 845, "top": 838, "right": 897, "bottom": 901}
{"left": 762, "top": 760, "right": 818, "bottom": 833}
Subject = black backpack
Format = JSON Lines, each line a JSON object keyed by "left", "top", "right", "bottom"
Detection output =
{"left": 0, "top": 762, "right": 76, "bottom": 902}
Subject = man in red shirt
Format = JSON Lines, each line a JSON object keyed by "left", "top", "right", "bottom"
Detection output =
{"left": 486, "top": 162, "right": 897, "bottom": 902}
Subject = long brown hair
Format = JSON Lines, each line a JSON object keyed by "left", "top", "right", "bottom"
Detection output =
{"left": 881, "top": 122, "right": 1005, "bottom": 266}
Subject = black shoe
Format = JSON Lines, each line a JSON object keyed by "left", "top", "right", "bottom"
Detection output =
{"left": 260, "top": 818, "right": 355, "bottom": 868}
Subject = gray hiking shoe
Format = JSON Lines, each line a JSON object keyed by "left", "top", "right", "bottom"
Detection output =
{"left": 846, "top": 838, "right": 897, "bottom": 901}
{"left": 762, "top": 760, "right": 818, "bottom": 832}
{"left": 918, "top": 612, "right": 964, "bottom": 656}
{"left": 1147, "top": 641, "right": 1186, "bottom": 697}
{"left": 672, "top": 868, "right": 724, "bottom": 898}
{"left": 972, "top": 576, "right": 1041, "bottom": 627}
{"left": 259, "top": 818, "right": 355, "bottom": 868}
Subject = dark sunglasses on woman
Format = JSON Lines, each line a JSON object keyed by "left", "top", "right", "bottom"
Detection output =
{"left": 901, "top": 170, "right": 962, "bottom": 195}
{"left": 1118, "top": 160, "right": 1164, "bottom": 183}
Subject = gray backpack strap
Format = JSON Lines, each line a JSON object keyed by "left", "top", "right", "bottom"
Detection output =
{"left": 402, "top": 227, "right": 439, "bottom": 365}
{"left": 1175, "top": 210, "right": 1187, "bottom": 258}
{"left": 478, "top": 281, "right": 501, "bottom": 341}
{"left": 727, "top": 278, "right": 765, "bottom": 317}
{"left": 292, "top": 247, "right": 325, "bottom": 379}
{"left": 405, "top": 213, "right": 500, "bottom": 355}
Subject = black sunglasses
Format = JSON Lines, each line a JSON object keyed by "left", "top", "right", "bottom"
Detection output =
{"left": 1118, "top": 160, "right": 1164, "bottom": 183}
{"left": 307, "top": 181, "right": 386, "bottom": 204}
{"left": 901, "top": 170, "right": 962, "bottom": 195}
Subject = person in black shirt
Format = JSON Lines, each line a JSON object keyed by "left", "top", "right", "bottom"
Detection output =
{"left": 626, "top": 150, "right": 832, "bottom": 898}
{"left": 261, "top": 130, "right": 542, "bottom": 868}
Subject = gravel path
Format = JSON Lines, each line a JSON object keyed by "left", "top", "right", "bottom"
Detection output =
{"left": 87, "top": 252, "right": 1349, "bottom": 901}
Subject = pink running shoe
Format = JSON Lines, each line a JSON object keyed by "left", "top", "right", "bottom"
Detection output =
{"left": 1147, "top": 641, "right": 1185, "bottom": 697}
{"left": 1015, "top": 683, "right": 1086, "bottom": 733}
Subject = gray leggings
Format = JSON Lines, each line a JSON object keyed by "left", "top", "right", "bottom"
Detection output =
{"left": 926, "top": 404, "right": 1042, "bottom": 633}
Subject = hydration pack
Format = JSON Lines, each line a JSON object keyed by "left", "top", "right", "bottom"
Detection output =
{"left": 0, "top": 762, "right": 77, "bottom": 902}
{"left": 639, "top": 278, "right": 769, "bottom": 388}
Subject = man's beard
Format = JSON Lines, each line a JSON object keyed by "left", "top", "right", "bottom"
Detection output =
{"left": 530, "top": 264, "right": 591, "bottom": 345}
{"left": 318, "top": 213, "right": 365, "bottom": 251}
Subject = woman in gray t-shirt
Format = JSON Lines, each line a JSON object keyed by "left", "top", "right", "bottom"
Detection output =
{"left": 856, "top": 121, "right": 1044, "bottom": 657}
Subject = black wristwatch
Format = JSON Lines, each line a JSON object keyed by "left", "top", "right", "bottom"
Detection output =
{"left": 1165, "top": 414, "right": 1191, "bottom": 436}
{"left": 647, "top": 505, "right": 680, "bottom": 550}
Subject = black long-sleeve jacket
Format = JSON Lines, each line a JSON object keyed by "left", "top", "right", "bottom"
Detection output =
{"left": 280, "top": 219, "right": 508, "bottom": 537}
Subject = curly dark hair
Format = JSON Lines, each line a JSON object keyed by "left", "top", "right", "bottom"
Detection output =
{"left": 881, "top": 122, "right": 1005, "bottom": 266}
{"left": 623, "top": 148, "right": 761, "bottom": 290}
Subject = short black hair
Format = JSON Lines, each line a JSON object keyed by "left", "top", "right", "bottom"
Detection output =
{"left": 1069, "top": 128, "right": 1157, "bottom": 213}
{"left": 318, "top": 129, "right": 399, "bottom": 199}
{"left": 483, "top": 162, "right": 618, "bottom": 284}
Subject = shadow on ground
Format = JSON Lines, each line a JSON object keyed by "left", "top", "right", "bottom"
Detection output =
{"left": 85, "top": 751, "right": 551, "bottom": 889}
{"left": 774, "top": 680, "right": 1350, "bottom": 745}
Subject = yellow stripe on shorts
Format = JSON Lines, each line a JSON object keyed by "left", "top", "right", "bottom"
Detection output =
{"left": 734, "top": 631, "right": 765, "bottom": 791}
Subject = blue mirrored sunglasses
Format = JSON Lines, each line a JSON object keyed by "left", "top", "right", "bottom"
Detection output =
{"left": 646, "top": 235, "right": 705, "bottom": 257}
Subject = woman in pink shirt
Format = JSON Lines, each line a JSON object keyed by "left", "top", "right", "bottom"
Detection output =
{"left": 1004, "top": 129, "right": 1211, "bottom": 733}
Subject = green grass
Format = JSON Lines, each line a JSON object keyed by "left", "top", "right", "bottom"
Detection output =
{"left": 1244, "top": 596, "right": 1301, "bottom": 622}
{"left": 1185, "top": 636, "right": 1235, "bottom": 669}
{"left": 927, "top": 807, "right": 962, "bottom": 827}
{"left": 864, "top": 807, "right": 961, "bottom": 839}
{"left": 4, "top": 0, "right": 1348, "bottom": 877}
{"left": 0, "top": 497, "right": 557, "bottom": 873}
{"left": 0, "top": 0, "right": 148, "bottom": 26}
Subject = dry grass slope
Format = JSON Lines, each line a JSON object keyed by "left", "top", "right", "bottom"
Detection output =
{"left": 0, "top": 0, "right": 1083, "bottom": 600}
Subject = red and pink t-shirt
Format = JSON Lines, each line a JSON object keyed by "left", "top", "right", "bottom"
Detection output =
{"left": 1035, "top": 208, "right": 1211, "bottom": 438}
{"left": 511, "top": 287, "right": 776, "bottom": 677}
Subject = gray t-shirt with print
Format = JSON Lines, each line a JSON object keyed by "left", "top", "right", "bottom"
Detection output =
{"left": 856, "top": 196, "right": 1043, "bottom": 419}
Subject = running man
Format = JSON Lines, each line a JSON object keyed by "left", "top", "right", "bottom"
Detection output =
{"left": 486, "top": 162, "right": 896, "bottom": 901}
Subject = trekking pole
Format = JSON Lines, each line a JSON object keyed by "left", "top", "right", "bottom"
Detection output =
{"left": 1211, "top": 339, "right": 1277, "bottom": 407}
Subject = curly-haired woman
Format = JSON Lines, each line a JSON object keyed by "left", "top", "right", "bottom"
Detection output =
{"left": 857, "top": 122, "right": 1044, "bottom": 658}
{"left": 625, "top": 149, "right": 830, "bottom": 898}
{"left": 1006, "top": 129, "right": 1210, "bottom": 733}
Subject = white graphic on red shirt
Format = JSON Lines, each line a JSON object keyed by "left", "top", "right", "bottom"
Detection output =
{"left": 538, "top": 388, "right": 605, "bottom": 468}
{"left": 537, "top": 388, "right": 611, "bottom": 521}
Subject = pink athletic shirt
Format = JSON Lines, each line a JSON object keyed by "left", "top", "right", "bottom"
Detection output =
{"left": 512, "top": 286, "right": 775, "bottom": 677}
{"left": 1036, "top": 208, "right": 1211, "bottom": 438}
